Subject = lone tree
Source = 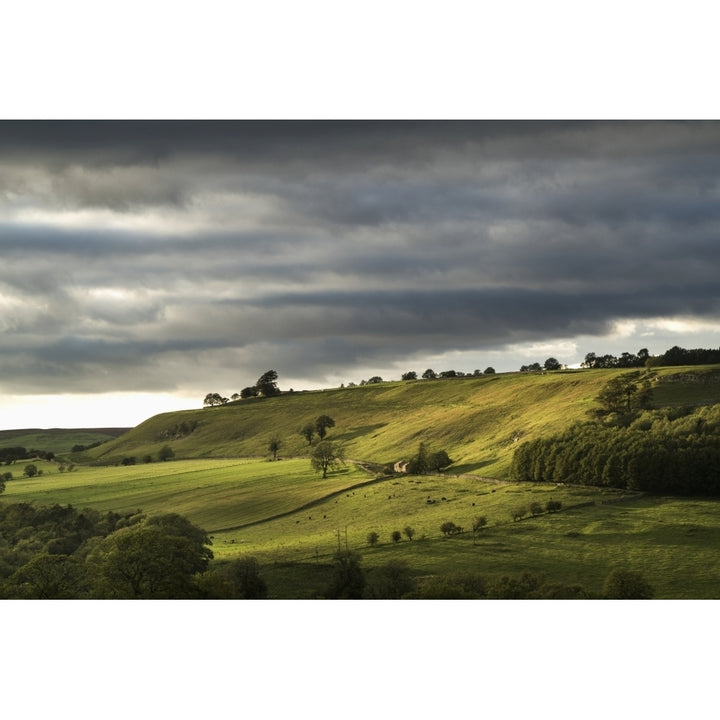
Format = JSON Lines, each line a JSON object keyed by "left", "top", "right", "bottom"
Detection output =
{"left": 299, "top": 422, "right": 315, "bottom": 445}
{"left": 255, "top": 369, "right": 280, "bottom": 397}
{"left": 593, "top": 372, "right": 653, "bottom": 417}
{"left": 268, "top": 434, "right": 282, "bottom": 460}
{"left": 158, "top": 445, "right": 175, "bottom": 462}
{"left": 391, "top": 530, "right": 402, "bottom": 543}
{"left": 367, "top": 531, "right": 379, "bottom": 546}
{"left": 23, "top": 463, "right": 38, "bottom": 478}
{"left": 403, "top": 526, "right": 415, "bottom": 541}
{"left": 310, "top": 440, "right": 345, "bottom": 479}
{"left": 203, "top": 392, "right": 228, "bottom": 407}
{"left": 315, "top": 415, "right": 335, "bottom": 440}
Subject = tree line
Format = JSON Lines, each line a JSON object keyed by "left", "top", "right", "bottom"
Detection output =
{"left": 511, "top": 398, "right": 720, "bottom": 495}
{"left": 0, "top": 501, "right": 267, "bottom": 599}
{"left": 204, "top": 369, "right": 281, "bottom": 407}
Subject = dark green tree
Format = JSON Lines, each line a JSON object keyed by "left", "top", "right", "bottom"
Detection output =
{"left": 602, "top": 568, "right": 655, "bottom": 599}
{"left": 23, "top": 464, "right": 38, "bottom": 478}
{"left": 315, "top": 415, "right": 335, "bottom": 440}
{"left": 422, "top": 368, "right": 437, "bottom": 379}
{"left": 544, "top": 357, "right": 562, "bottom": 371}
{"left": 367, "top": 560, "right": 416, "bottom": 599}
{"left": 256, "top": 369, "right": 280, "bottom": 397}
{"left": 594, "top": 372, "right": 653, "bottom": 417}
{"left": 401, "top": 371, "right": 417, "bottom": 380}
{"left": 268, "top": 434, "right": 281, "bottom": 460}
{"left": 366, "top": 531, "right": 379, "bottom": 546}
{"left": 6, "top": 553, "right": 87, "bottom": 599}
{"left": 406, "top": 441, "right": 429, "bottom": 474}
{"left": 324, "top": 550, "right": 365, "bottom": 599}
{"left": 240, "top": 386, "right": 258, "bottom": 399}
{"left": 158, "top": 445, "right": 175, "bottom": 462}
{"left": 87, "top": 513, "right": 213, "bottom": 599}
{"left": 391, "top": 530, "right": 402, "bottom": 543}
{"left": 300, "top": 422, "right": 315, "bottom": 445}
{"left": 310, "top": 440, "right": 345, "bottom": 479}
{"left": 203, "top": 392, "right": 227, "bottom": 407}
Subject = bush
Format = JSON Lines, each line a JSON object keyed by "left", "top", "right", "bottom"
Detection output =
{"left": 602, "top": 568, "right": 655, "bottom": 599}
{"left": 367, "top": 560, "right": 416, "bottom": 599}
{"left": 530, "top": 501, "right": 543, "bottom": 516}
{"left": 391, "top": 530, "right": 402, "bottom": 543}
{"left": 440, "top": 521, "right": 462, "bottom": 536}
{"left": 546, "top": 500, "right": 562, "bottom": 513}
{"left": 158, "top": 445, "right": 175, "bottom": 462}
{"left": 511, "top": 506, "right": 527, "bottom": 521}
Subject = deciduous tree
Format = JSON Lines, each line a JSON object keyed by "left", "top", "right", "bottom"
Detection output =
{"left": 310, "top": 440, "right": 345, "bottom": 479}
{"left": 315, "top": 415, "right": 335, "bottom": 440}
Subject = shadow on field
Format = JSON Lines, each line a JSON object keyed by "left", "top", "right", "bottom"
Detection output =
{"left": 450, "top": 460, "right": 497, "bottom": 475}
{"left": 335, "top": 423, "right": 387, "bottom": 442}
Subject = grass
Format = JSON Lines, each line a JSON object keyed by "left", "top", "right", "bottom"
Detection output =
{"left": 5, "top": 456, "right": 720, "bottom": 598}
{"left": 83, "top": 366, "right": 720, "bottom": 478}
{"left": 5, "top": 365, "right": 720, "bottom": 599}
{"left": 0, "top": 427, "right": 129, "bottom": 454}
{"left": 2, "top": 457, "right": 372, "bottom": 533}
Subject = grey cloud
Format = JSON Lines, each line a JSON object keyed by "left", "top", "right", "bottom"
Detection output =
{"left": 2, "top": 121, "right": 720, "bottom": 396}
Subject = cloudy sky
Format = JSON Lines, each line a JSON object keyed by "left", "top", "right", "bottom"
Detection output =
{"left": 1, "top": 120, "right": 720, "bottom": 428}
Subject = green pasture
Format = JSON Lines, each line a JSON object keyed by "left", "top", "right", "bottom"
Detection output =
{"left": 4, "top": 456, "right": 720, "bottom": 598}
{"left": 217, "top": 480, "right": 720, "bottom": 599}
{"left": 87, "top": 366, "right": 720, "bottom": 480}
{"left": 0, "top": 427, "right": 128, "bottom": 454}
{"left": 1, "top": 457, "right": 371, "bottom": 533}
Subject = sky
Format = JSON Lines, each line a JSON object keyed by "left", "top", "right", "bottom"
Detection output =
{"left": 2, "top": 119, "right": 720, "bottom": 429}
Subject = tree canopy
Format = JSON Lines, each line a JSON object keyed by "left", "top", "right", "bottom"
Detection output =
{"left": 310, "top": 440, "right": 345, "bottom": 478}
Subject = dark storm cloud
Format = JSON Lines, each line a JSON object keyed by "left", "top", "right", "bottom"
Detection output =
{"left": 1, "top": 120, "right": 720, "bottom": 394}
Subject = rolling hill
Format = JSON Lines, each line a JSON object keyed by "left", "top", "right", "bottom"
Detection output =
{"left": 83, "top": 365, "right": 720, "bottom": 478}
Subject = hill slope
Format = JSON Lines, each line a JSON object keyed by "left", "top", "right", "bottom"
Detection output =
{"left": 86, "top": 365, "right": 720, "bottom": 478}
{"left": 0, "top": 427, "right": 129, "bottom": 454}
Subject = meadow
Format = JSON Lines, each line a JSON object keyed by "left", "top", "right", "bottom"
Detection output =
{"left": 4, "top": 365, "right": 720, "bottom": 598}
{"left": 5, "top": 455, "right": 720, "bottom": 598}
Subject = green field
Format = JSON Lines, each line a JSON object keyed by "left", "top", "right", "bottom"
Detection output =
{"left": 5, "top": 455, "right": 720, "bottom": 598}
{"left": 81, "top": 365, "right": 720, "bottom": 479}
{"left": 0, "top": 427, "right": 129, "bottom": 454}
{"left": 4, "top": 365, "right": 720, "bottom": 598}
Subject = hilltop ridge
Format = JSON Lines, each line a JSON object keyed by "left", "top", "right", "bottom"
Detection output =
{"left": 84, "top": 365, "right": 720, "bottom": 479}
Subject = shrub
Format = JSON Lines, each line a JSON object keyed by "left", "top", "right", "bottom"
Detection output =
{"left": 511, "top": 506, "right": 527, "bottom": 521}
{"left": 546, "top": 500, "right": 562, "bottom": 513}
{"left": 440, "top": 521, "right": 461, "bottom": 536}
{"left": 602, "top": 568, "right": 655, "bottom": 599}
{"left": 391, "top": 530, "right": 402, "bottom": 543}
{"left": 530, "top": 501, "right": 543, "bottom": 516}
{"left": 472, "top": 516, "right": 487, "bottom": 533}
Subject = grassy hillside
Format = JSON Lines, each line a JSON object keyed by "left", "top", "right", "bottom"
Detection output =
{"left": 0, "top": 427, "right": 129, "bottom": 454}
{"left": 2, "top": 457, "right": 372, "bottom": 533}
{"left": 85, "top": 365, "right": 720, "bottom": 479}
{"left": 6, "top": 456, "right": 720, "bottom": 598}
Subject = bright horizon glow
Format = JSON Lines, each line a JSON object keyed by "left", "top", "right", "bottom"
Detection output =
{"left": 0, "top": 392, "right": 198, "bottom": 431}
